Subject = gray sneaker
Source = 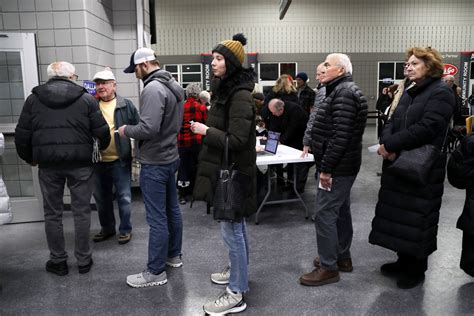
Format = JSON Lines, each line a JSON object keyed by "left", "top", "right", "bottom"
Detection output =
{"left": 203, "top": 287, "right": 247, "bottom": 315}
{"left": 126, "top": 271, "right": 167, "bottom": 288}
{"left": 210, "top": 266, "right": 230, "bottom": 285}
{"left": 166, "top": 256, "right": 183, "bottom": 268}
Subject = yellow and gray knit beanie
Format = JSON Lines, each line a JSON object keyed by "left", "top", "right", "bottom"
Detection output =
{"left": 212, "top": 33, "right": 247, "bottom": 68}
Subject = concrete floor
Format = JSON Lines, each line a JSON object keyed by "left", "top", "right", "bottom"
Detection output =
{"left": 0, "top": 126, "right": 473, "bottom": 315}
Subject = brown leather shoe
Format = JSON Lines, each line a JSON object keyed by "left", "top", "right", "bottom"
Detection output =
{"left": 299, "top": 268, "right": 340, "bottom": 286}
{"left": 313, "top": 257, "right": 353, "bottom": 272}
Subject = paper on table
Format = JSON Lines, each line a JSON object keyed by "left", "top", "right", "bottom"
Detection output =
{"left": 368, "top": 144, "right": 380, "bottom": 153}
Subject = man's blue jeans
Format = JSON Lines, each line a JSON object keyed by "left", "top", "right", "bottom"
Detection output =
{"left": 220, "top": 219, "right": 250, "bottom": 293}
{"left": 93, "top": 160, "right": 132, "bottom": 235}
{"left": 140, "top": 160, "right": 182, "bottom": 274}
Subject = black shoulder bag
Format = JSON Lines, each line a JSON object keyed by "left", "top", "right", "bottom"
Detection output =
{"left": 212, "top": 104, "right": 252, "bottom": 221}
{"left": 386, "top": 127, "right": 449, "bottom": 186}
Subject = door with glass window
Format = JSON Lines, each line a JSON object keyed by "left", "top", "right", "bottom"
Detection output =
{"left": 0, "top": 33, "right": 42, "bottom": 223}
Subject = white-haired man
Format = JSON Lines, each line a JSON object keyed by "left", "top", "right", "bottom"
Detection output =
{"left": 15, "top": 61, "right": 110, "bottom": 276}
{"left": 91, "top": 68, "right": 139, "bottom": 245}
{"left": 300, "top": 53, "right": 368, "bottom": 286}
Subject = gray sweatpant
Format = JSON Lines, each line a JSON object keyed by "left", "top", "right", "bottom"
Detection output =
{"left": 314, "top": 173, "right": 357, "bottom": 271}
{"left": 39, "top": 166, "right": 94, "bottom": 266}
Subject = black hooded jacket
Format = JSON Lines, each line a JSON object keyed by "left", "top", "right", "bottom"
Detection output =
{"left": 15, "top": 78, "right": 110, "bottom": 168}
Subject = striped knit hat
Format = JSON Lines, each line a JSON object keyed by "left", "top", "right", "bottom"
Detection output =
{"left": 212, "top": 33, "right": 247, "bottom": 68}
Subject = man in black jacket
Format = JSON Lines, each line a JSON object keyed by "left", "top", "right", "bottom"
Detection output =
{"left": 299, "top": 53, "right": 368, "bottom": 286}
{"left": 268, "top": 98, "right": 309, "bottom": 192}
{"left": 295, "top": 72, "right": 316, "bottom": 115}
{"left": 15, "top": 61, "right": 110, "bottom": 276}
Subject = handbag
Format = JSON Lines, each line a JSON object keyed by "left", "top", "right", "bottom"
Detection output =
{"left": 385, "top": 144, "right": 439, "bottom": 186}
{"left": 213, "top": 135, "right": 251, "bottom": 221}
{"left": 386, "top": 127, "right": 449, "bottom": 186}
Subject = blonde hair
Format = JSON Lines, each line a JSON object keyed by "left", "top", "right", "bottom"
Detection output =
{"left": 272, "top": 74, "right": 296, "bottom": 94}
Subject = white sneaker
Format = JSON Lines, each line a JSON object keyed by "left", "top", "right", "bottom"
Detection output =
{"left": 210, "top": 266, "right": 230, "bottom": 285}
{"left": 166, "top": 256, "right": 183, "bottom": 268}
{"left": 203, "top": 287, "right": 247, "bottom": 315}
{"left": 126, "top": 271, "right": 167, "bottom": 288}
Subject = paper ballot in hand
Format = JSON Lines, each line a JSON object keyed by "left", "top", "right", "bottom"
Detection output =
{"left": 368, "top": 144, "right": 380, "bottom": 153}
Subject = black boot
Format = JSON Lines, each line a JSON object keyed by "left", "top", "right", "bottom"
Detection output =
{"left": 178, "top": 188, "right": 187, "bottom": 205}
{"left": 396, "top": 272, "right": 425, "bottom": 289}
{"left": 380, "top": 261, "right": 404, "bottom": 277}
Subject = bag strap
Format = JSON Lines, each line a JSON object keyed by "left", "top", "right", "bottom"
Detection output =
{"left": 404, "top": 109, "right": 451, "bottom": 153}
{"left": 441, "top": 126, "right": 450, "bottom": 153}
{"left": 223, "top": 135, "right": 229, "bottom": 169}
{"left": 222, "top": 100, "right": 231, "bottom": 169}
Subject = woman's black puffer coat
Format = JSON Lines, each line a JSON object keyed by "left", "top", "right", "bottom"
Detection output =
{"left": 369, "top": 77, "right": 455, "bottom": 257}
{"left": 193, "top": 68, "right": 257, "bottom": 219}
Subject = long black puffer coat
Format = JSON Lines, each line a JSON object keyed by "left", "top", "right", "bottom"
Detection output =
{"left": 193, "top": 68, "right": 257, "bottom": 220}
{"left": 369, "top": 77, "right": 455, "bottom": 257}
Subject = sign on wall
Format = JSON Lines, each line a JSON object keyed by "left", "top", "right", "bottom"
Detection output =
{"left": 460, "top": 52, "right": 474, "bottom": 101}
{"left": 201, "top": 53, "right": 212, "bottom": 91}
{"left": 83, "top": 80, "right": 96, "bottom": 95}
{"left": 247, "top": 53, "right": 259, "bottom": 83}
{"left": 443, "top": 63, "right": 458, "bottom": 77}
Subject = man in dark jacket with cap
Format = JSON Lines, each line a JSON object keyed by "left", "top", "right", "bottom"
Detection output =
{"left": 15, "top": 61, "right": 110, "bottom": 277}
{"left": 295, "top": 72, "right": 316, "bottom": 115}
{"left": 119, "top": 47, "right": 185, "bottom": 288}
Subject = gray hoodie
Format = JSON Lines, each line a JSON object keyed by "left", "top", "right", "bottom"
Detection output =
{"left": 124, "top": 69, "right": 184, "bottom": 165}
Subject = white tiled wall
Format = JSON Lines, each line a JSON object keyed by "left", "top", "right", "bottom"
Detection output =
{"left": 153, "top": 0, "right": 474, "bottom": 55}
{"left": 0, "top": 0, "right": 141, "bottom": 103}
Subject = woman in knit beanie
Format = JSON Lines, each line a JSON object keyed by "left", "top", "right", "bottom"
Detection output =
{"left": 191, "top": 33, "right": 256, "bottom": 315}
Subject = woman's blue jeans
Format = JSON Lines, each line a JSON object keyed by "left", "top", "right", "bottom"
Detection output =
{"left": 220, "top": 219, "right": 250, "bottom": 293}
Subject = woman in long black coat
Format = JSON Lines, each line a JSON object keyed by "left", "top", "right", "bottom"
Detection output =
{"left": 369, "top": 47, "right": 455, "bottom": 289}
{"left": 191, "top": 34, "right": 256, "bottom": 315}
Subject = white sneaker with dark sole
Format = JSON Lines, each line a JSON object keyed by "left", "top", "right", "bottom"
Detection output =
{"left": 210, "top": 266, "right": 230, "bottom": 285}
{"left": 203, "top": 287, "right": 247, "bottom": 315}
{"left": 126, "top": 271, "right": 167, "bottom": 288}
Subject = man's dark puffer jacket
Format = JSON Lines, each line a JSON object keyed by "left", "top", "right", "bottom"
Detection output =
{"left": 15, "top": 78, "right": 110, "bottom": 169}
{"left": 309, "top": 74, "right": 368, "bottom": 176}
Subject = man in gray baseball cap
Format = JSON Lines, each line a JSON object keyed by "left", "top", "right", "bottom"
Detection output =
{"left": 119, "top": 47, "right": 185, "bottom": 288}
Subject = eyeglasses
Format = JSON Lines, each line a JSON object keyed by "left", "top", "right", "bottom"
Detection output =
{"left": 71, "top": 73, "right": 79, "bottom": 80}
